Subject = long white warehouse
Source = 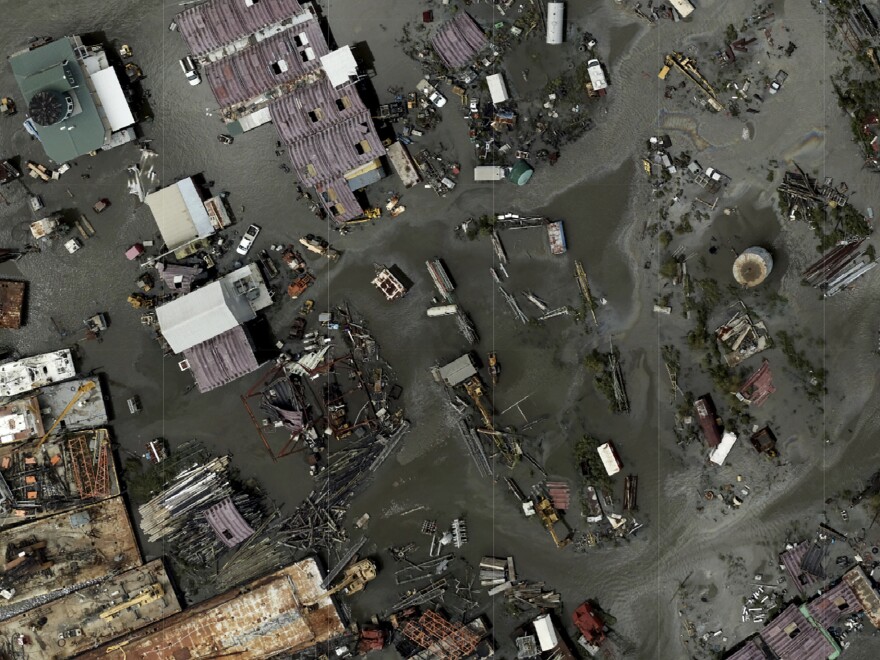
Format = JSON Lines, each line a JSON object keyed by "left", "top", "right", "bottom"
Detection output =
{"left": 546, "top": 2, "right": 565, "bottom": 45}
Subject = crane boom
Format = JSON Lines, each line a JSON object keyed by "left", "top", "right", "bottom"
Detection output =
{"left": 35, "top": 381, "right": 96, "bottom": 449}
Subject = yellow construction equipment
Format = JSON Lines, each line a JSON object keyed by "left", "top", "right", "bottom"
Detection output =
{"left": 304, "top": 559, "right": 376, "bottom": 606}
{"left": 100, "top": 583, "right": 164, "bottom": 621}
{"left": 464, "top": 376, "right": 493, "bottom": 431}
{"left": 536, "top": 497, "right": 571, "bottom": 548}
{"left": 35, "top": 381, "right": 96, "bottom": 449}
{"left": 660, "top": 52, "right": 724, "bottom": 112}
{"left": 127, "top": 293, "right": 154, "bottom": 309}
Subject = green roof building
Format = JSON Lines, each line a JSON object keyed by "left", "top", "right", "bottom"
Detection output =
{"left": 507, "top": 159, "right": 534, "bottom": 186}
{"left": 10, "top": 36, "right": 136, "bottom": 163}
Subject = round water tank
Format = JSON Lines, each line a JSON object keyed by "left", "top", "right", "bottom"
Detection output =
{"left": 28, "top": 90, "right": 71, "bottom": 126}
{"left": 733, "top": 247, "right": 773, "bottom": 287}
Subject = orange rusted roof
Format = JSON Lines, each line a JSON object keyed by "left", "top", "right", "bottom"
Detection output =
{"left": 82, "top": 558, "right": 346, "bottom": 659}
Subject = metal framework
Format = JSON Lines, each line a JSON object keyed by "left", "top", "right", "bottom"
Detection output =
{"left": 401, "top": 609, "right": 480, "bottom": 659}
{"left": 67, "top": 430, "right": 110, "bottom": 499}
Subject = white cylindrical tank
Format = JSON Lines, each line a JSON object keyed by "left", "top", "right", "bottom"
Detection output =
{"left": 733, "top": 247, "right": 773, "bottom": 287}
{"left": 546, "top": 2, "right": 565, "bottom": 45}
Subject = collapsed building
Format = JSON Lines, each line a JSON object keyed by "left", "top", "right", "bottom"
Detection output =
{"left": 177, "top": 0, "right": 387, "bottom": 222}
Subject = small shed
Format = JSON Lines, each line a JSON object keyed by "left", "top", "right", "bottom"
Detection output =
{"left": 439, "top": 354, "right": 477, "bottom": 387}
{"left": 486, "top": 73, "right": 509, "bottom": 105}
{"left": 204, "top": 496, "right": 255, "bottom": 548}
{"left": 125, "top": 244, "right": 144, "bottom": 260}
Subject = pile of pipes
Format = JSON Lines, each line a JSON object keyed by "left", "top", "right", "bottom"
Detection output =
{"left": 503, "top": 580, "right": 562, "bottom": 613}
{"left": 395, "top": 555, "right": 455, "bottom": 585}
{"left": 802, "top": 239, "right": 877, "bottom": 297}
{"left": 387, "top": 578, "right": 448, "bottom": 614}
{"left": 137, "top": 456, "right": 265, "bottom": 566}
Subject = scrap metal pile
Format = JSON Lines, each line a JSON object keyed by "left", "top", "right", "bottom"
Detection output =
{"left": 137, "top": 455, "right": 264, "bottom": 566}
{"left": 802, "top": 238, "right": 877, "bottom": 297}
{"left": 777, "top": 164, "right": 849, "bottom": 218}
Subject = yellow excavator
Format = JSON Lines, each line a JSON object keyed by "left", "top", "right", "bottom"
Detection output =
{"left": 464, "top": 376, "right": 493, "bottom": 431}
{"left": 100, "top": 583, "right": 164, "bottom": 621}
{"left": 536, "top": 498, "right": 571, "bottom": 549}
{"left": 35, "top": 381, "right": 96, "bottom": 449}
{"left": 304, "top": 559, "right": 376, "bottom": 606}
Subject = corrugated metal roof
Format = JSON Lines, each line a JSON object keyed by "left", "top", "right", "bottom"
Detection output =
{"left": 285, "top": 111, "right": 384, "bottom": 186}
{"left": 204, "top": 496, "right": 256, "bottom": 546}
{"left": 316, "top": 178, "right": 362, "bottom": 222}
{"left": 725, "top": 639, "right": 772, "bottom": 660}
{"left": 146, "top": 178, "right": 214, "bottom": 249}
{"left": 178, "top": 0, "right": 304, "bottom": 57}
{"left": 156, "top": 262, "right": 203, "bottom": 295}
{"left": 184, "top": 325, "right": 260, "bottom": 392}
{"left": 843, "top": 567, "right": 880, "bottom": 628}
{"left": 269, "top": 78, "right": 367, "bottom": 143}
{"left": 431, "top": 12, "right": 488, "bottom": 69}
{"left": 781, "top": 543, "right": 818, "bottom": 594}
{"left": 806, "top": 580, "right": 861, "bottom": 630}
{"left": 758, "top": 604, "right": 837, "bottom": 660}
{"left": 0, "top": 280, "right": 25, "bottom": 329}
{"left": 83, "top": 558, "right": 345, "bottom": 660}
{"left": 204, "top": 23, "right": 328, "bottom": 108}
{"left": 157, "top": 280, "right": 256, "bottom": 353}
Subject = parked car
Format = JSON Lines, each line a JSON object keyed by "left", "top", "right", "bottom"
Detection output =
{"left": 179, "top": 56, "right": 201, "bottom": 86}
{"left": 769, "top": 70, "right": 788, "bottom": 95}
{"left": 469, "top": 98, "right": 479, "bottom": 113}
{"left": 236, "top": 224, "right": 261, "bottom": 255}
{"left": 428, "top": 90, "right": 447, "bottom": 108}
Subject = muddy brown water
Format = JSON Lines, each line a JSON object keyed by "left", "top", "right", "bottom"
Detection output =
{"left": 2, "top": 1, "right": 880, "bottom": 658}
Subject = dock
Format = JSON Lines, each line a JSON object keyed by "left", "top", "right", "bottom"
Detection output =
{"left": 0, "top": 558, "right": 180, "bottom": 658}
{"left": 0, "top": 496, "right": 141, "bottom": 620}
{"left": 37, "top": 376, "right": 108, "bottom": 431}
{"left": 574, "top": 261, "right": 599, "bottom": 327}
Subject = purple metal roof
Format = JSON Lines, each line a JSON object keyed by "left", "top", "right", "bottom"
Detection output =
{"left": 156, "top": 262, "right": 203, "bottom": 295}
{"left": 184, "top": 325, "right": 260, "bottom": 393}
{"left": 204, "top": 22, "right": 328, "bottom": 108}
{"left": 316, "top": 178, "right": 362, "bottom": 223}
{"left": 178, "top": 0, "right": 304, "bottom": 57}
{"left": 806, "top": 580, "right": 862, "bottom": 630}
{"left": 758, "top": 604, "right": 835, "bottom": 660}
{"left": 724, "top": 639, "right": 771, "bottom": 660}
{"left": 269, "top": 79, "right": 368, "bottom": 143}
{"left": 204, "top": 496, "right": 255, "bottom": 548}
{"left": 285, "top": 111, "right": 384, "bottom": 186}
{"left": 431, "top": 12, "right": 488, "bottom": 69}
{"left": 780, "top": 543, "right": 818, "bottom": 594}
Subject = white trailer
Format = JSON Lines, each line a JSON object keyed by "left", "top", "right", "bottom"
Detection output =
{"left": 474, "top": 165, "right": 506, "bottom": 181}
{"left": 486, "top": 73, "right": 509, "bottom": 105}
{"left": 546, "top": 2, "right": 565, "bottom": 45}
{"left": 669, "top": 0, "right": 694, "bottom": 18}
{"left": 587, "top": 59, "right": 607, "bottom": 92}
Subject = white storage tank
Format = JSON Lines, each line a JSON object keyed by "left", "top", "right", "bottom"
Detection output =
{"left": 546, "top": 2, "right": 565, "bottom": 45}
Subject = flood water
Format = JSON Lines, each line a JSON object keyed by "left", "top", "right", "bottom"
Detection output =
{"left": 2, "top": 1, "right": 880, "bottom": 659}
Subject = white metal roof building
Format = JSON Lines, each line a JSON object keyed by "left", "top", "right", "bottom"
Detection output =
{"left": 669, "top": 0, "right": 695, "bottom": 18}
{"left": 145, "top": 178, "right": 217, "bottom": 250}
{"left": 438, "top": 354, "right": 477, "bottom": 387}
{"left": 709, "top": 431, "right": 738, "bottom": 466}
{"left": 319, "top": 47, "right": 359, "bottom": 88}
{"left": 597, "top": 442, "right": 622, "bottom": 476}
{"left": 546, "top": 2, "right": 565, "bottom": 45}
{"left": 156, "top": 264, "right": 271, "bottom": 353}
{"left": 90, "top": 67, "right": 135, "bottom": 131}
{"left": 533, "top": 614, "right": 558, "bottom": 652}
{"left": 486, "top": 73, "right": 509, "bottom": 105}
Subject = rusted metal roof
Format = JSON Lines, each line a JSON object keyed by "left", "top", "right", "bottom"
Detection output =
{"left": 83, "top": 558, "right": 346, "bottom": 660}
{"left": 0, "top": 280, "right": 25, "bottom": 329}
{"left": 806, "top": 579, "right": 861, "bottom": 630}
{"left": 738, "top": 359, "right": 775, "bottom": 406}
{"left": 204, "top": 22, "right": 328, "bottom": 108}
{"left": 204, "top": 496, "right": 255, "bottom": 547}
{"left": 270, "top": 78, "right": 367, "bottom": 143}
{"left": 184, "top": 325, "right": 260, "bottom": 393}
{"left": 843, "top": 566, "right": 880, "bottom": 628}
{"left": 178, "top": 0, "right": 304, "bottom": 57}
{"left": 758, "top": 604, "right": 838, "bottom": 660}
{"left": 431, "top": 12, "right": 488, "bottom": 69}
{"left": 286, "top": 111, "right": 384, "bottom": 187}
